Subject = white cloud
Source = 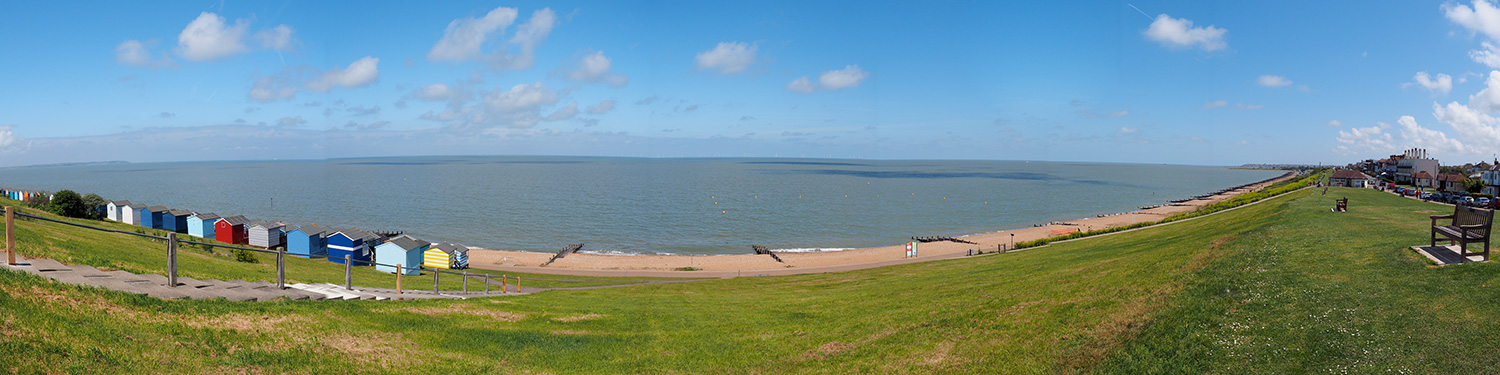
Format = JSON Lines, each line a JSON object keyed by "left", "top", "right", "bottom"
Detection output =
{"left": 544, "top": 102, "right": 578, "bottom": 122}
{"left": 1445, "top": 0, "right": 1500, "bottom": 42}
{"left": 1118, "top": 126, "right": 1139, "bottom": 134}
{"left": 115, "top": 40, "right": 176, "bottom": 69}
{"left": 819, "top": 65, "right": 869, "bottom": 90}
{"left": 586, "top": 99, "right": 616, "bottom": 114}
{"left": 427, "top": 6, "right": 518, "bottom": 62}
{"left": 491, "top": 8, "right": 555, "bottom": 70}
{"left": 695, "top": 42, "right": 757, "bottom": 74}
{"left": 414, "top": 83, "right": 453, "bottom": 100}
{"left": 1409, "top": 71, "right": 1453, "bottom": 95}
{"left": 254, "top": 25, "right": 297, "bottom": 51}
{"left": 1257, "top": 75, "right": 1292, "bottom": 87}
{"left": 176, "top": 12, "right": 250, "bottom": 61}
{"left": 1202, "top": 100, "right": 1228, "bottom": 109}
{"left": 1468, "top": 70, "right": 1500, "bottom": 112}
{"left": 305, "top": 57, "right": 379, "bottom": 92}
{"left": 1327, "top": 120, "right": 1343, "bottom": 127}
{"left": 479, "top": 82, "right": 560, "bottom": 128}
{"left": 1236, "top": 103, "right": 1264, "bottom": 110}
{"left": 1109, "top": 110, "right": 1129, "bottom": 117}
{"left": 277, "top": 116, "right": 307, "bottom": 126}
{"left": 248, "top": 75, "right": 298, "bottom": 102}
{"left": 1434, "top": 101, "right": 1500, "bottom": 149}
{"left": 0, "top": 125, "right": 18, "bottom": 150}
{"left": 1471, "top": 42, "right": 1500, "bottom": 68}
{"left": 1334, "top": 123, "right": 1396, "bottom": 155}
{"left": 565, "top": 51, "right": 628, "bottom": 86}
{"left": 1397, "top": 115, "right": 1468, "bottom": 153}
{"left": 1143, "top": 14, "right": 1227, "bottom": 52}
{"left": 786, "top": 77, "right": 816, "bottom": 93}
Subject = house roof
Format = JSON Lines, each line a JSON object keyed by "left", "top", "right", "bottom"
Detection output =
{"left": 1413, "top": 171, "right": 1434, "bottom": 179}
{"left": 386, "top": 235, "right": 430, "bottom": 251}
{"left": 219, "top": 215, "right": 251, "bottom": 226}
{"left": 1331, "top": 170, "right": 1365, "bottom": 180}
{"left": 1438, "top": 173, "right": 1467, "bottom": 182}
{"left": 192, "top": 213, "right": 220, "bottom": 221}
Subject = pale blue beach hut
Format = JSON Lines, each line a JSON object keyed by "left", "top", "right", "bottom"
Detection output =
{"left": 286, "top": 224, "right": 328, "bottom": 259}
{"left": 374, "top": 235, "right": 430, "bottom": 275}
{"left": 187, "top": 213, "right": 219, "bottom": 238}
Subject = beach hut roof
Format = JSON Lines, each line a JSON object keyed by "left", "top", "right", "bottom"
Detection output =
{"left": 251, "top": 221, "right": 286, "bottom": 230}
{"left": 167, "top": 209, "right": 193, "bottom": 216}
{"left": 434, "top": 242, "right": 468, "bottom": 255}
{"left": 291, "top": 224, "right": 326, "bottom": 235}
{"left": 220, "top": 215, "right": 251, "bottom": 226}
{"left": 387, "top": 235, "right": 430, "bottom": 251}
{"left": 110, "top": 200, "right": 131, "bottom": 206}
{"left": 127, "top": 203, "right": 146, "bottom": 209}
{"left": 192, "top": 212, "right": 220, "bottom": 221}
{"left": 145, "top": 205, "right": 170, "bottom": 213}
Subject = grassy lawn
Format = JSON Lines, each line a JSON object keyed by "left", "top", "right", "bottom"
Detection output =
{"left": 7, "top": 183, "right": 1497, "bottom": 373}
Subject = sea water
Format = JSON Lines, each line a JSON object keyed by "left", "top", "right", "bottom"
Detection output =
{"left": 0, "top": 157, "right": 1283, "bottom": 255}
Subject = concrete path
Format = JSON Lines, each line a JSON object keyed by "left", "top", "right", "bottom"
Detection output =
{"left": 2, "top": 256, "right": 534, "bottom": 301}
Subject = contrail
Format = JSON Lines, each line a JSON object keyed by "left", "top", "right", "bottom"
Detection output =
{"left": 1127, "top": 3, "right": 1154, "bottom": 20}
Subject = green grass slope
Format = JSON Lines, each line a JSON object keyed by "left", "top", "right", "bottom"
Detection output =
{"left": 6, "top": 185, "right": 1487, "bottom": 373}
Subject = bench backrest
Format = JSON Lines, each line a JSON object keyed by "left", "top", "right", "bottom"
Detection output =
{"left": 1454, "top": 206, "right": 1495, "bottom": 231}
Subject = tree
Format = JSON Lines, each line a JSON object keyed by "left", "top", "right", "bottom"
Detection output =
{"left": 81, "top": 193, "right": 107, "bottom": 220}
{"left": 49, "top": 190, "right": 88, "bottom": 219}
{"left": 24, "top": 192, "right": 50, "bottom": 209}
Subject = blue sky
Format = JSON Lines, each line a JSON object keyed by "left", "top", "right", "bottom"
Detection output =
{"left": 4, "top": 1, "right": 1500, "bottom": 167}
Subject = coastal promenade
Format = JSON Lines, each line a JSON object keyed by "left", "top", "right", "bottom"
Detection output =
{"left": 469, "top": 172, "right": 1300, "bottom": 278}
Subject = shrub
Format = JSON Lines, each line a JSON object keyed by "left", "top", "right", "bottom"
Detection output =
{"left": 48, "top": 190, "right": 89, "bottom": 219}
{"left": 233, "top": 249, "right": 259, "bottom": 263}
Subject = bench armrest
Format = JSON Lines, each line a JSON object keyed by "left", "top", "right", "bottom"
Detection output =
{"left": 1459, "top": 224, "right": 1489, "bottom": 229}
{"left": 1431, "top": 215, "right": 1456, "bottom": 219}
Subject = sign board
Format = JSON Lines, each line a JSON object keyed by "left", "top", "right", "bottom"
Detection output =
{"left": 905, "top": 242, "right": 917, "bottom": 257}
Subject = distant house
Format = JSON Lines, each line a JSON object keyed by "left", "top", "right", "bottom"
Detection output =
{"left": 121, "top": 203, "right": 144, "bottom": 226}
{"left": 248, "top": 221, "right": 286, "bottom": 248}
{"left": 286, "top": 224, "right": 328, "bottom": 259}
{"left": 140, "top": 206, "right": 169, "bottom": 229}
{"left": 1396, "top": 149, "right": 1439, "bottom": 184}
{"left": 214, "top": 215, "right": 251, "bottom": 244}
{"left": 1413, "top": 171, "right": 1435, "bottom": 189}
{"left": 187, "top": 213, "right": 219, "bottom": 239}
{"left": 375, "top": 235, "right": 431, "bottom": 275}
{"left": 1437, "top": 173, "right": 1468, "bottom": 193}
{"left": 106, "top": 200, "right": 130, "bottom": 222}
{"left": 164, "top": 209, "right": 193, "bottom": 234}
{"left": 1329, "top": 170, "right": 1369, "bottom": 188}
{"left": 327, "top": 228, "right": 374, "bottom": 266}
{"left": 1483, "top": 164, "right": 1500, "bottom": 196}
{"left": 424, "top": 242, "right": 470, "bottom": 269}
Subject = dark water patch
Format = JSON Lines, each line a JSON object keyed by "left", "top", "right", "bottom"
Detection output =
{"left": 741, "top": 161, "right": 870, "bottom": 167}
{"left": 488, "top": 160, "right": 591, "bottom": 165}
{"left": 767, "top": 169, "right": 1063, "bottom": 181}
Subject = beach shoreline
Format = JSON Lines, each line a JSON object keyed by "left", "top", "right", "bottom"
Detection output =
{"left": 467, "top": 172, "right": 1297, "bottom": 277}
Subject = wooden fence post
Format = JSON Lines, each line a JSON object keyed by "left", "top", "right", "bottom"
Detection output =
{"left": 516, "top": 276, "right": 520, "bottom": 293}
{"left": 167, "top": 232, "right": 178, "bottom": 287}
{"left": 501, "top": 275, "right": 507, "bottom": 294}
{"left": 6, "top": 206, "right": 14, "bottom": 266}
{"left": 434, "top": 269, "right": 440, "bottom": 293}
{"left": 462, "top": 271, "right": 468, "bottom": 293}
{"left": 396, "top": 264, "right": 403, "bottom": 294}
{"left": 275, "top": 247, "right": 285, "bottom": 290}
{"left": 484, "top": 274, "right": 490, "bottom": 293}
{"left": 343, "top": 254, "right": 352, "bottom": 290}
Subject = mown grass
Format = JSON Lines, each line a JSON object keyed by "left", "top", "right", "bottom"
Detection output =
{"left": 6, "top": 184, "right": 1495, "bottom": 373}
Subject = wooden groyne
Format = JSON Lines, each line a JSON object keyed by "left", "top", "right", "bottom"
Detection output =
{"left": 751, "top": 245, "right": 785, "bottom": 263}
{"left": 543, "top": 243, "right": 584, "bottom": 266}
{"left": 912, "top": 236, "right": 978, "bottom": 245}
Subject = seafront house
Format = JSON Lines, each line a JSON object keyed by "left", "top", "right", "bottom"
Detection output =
{"left": 248, "top": 221, "right": 287, "bottom": 248}
{"left": 187, "top": 213, "right": 219, "bottom": 239}
{"left": 164, "top": 209, "right": 192, "bottom": 234}
{"left": 140, "top": 206, "right": 169, "bottom": 229}
{"left": 1395, "top": 148, "right": 1439, "bottom": 184}
{"left": 215, "top": 215, "right": 251, "bottom": 244}
{"left": 105, "top": 200, "right": 129, "bottom": 221}
{"left": 1483, "top": 164, "right": 1500, "bottom": 196}
{"left": 425, "top": 242, "right": 470, "bottom": 269}
{"left": 1437, "top": 173, "right": 1468, "bottom": 193}
{"left": 1413, "top": 171, "right": 1435, "bottom": 189}
{"left": 375, "top": 235, "right": 431, "bottom": 275}
{"left": 286, "top": 224, "right": 328, "bottom": 259}
{"left": 121, "top": 203, "right": 143, "bottom": 226}
{"left": 327, "top": 228, "right": 374, "bottom": 265}
{"left": 1329, "top": 170, "right": 1370, "bottom": 188}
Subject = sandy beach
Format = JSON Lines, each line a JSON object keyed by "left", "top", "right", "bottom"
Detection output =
{"left": 468, "top": 172, "right": 1295, "bottom": 277}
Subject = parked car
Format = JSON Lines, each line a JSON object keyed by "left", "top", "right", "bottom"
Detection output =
{"left": 1477, "top": 197, "right": 1492, "bottom": 207}
{"left": 1420, "top": 192, "right": 1433, "bottom": 200}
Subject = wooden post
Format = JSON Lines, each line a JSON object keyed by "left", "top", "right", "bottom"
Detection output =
{"left": 396, "top": 264, "right": 403, "bottom": 294}
{"left": 167, "top": 232, "right": 178, "bottom": 287}
{"left": 501, "top": 275, "right": 507, "bottom": 294}
{"left": 484, "top": 274, "right": 490, "bottom": 293}
{"left": 434, "top": 269, "right": 441, "bottom": 293}
{"left": 462, "top": 271, "right": 468, "bottom": 293}
{"left": 516, "top": 276, "right": 521, "bottom": 293}
{"left": 275, "top": 247, "right": 285, "bottom": 290}
{"left": 344, "top": 254, "right": 353, "bottom": 290}
{"left": 6, "top": 206, "right": 14, "bottom": 266}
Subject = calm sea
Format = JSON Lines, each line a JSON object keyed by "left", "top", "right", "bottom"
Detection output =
{"left": 0, "top": 157, "right": 1282, "bottom": 255}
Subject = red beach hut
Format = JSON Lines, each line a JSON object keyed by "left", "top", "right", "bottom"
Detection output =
{"left": 215, "top": 215, "right": 251, "bottom": 244}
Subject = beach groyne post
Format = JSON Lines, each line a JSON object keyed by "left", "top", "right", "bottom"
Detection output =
{"left": 396, "top": 264, "right": 403, "bottom": 294}
{"left": 166, "top": 232, "right": 178, "bottom": 287}
{"left": 275, "top": 247, "right": 285, "bottom": 290}
{"left": 5, "top": 206, "right": 13, "bottom": 266}
{"left": 343, "top": 255, "right": 352, "bottom": 290}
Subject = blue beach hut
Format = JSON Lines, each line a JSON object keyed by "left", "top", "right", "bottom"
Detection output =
{"left": 140, "top": 206, "right": 168, "bottom": 229}
{"left": 286, "top": 224, "right": 328, "bottom": 259}
{"left": 327, "top": 228, "right": 373, "bottom": 265}
{"left": 164, "top": 209, "right": 192, "bottom": 233}
{"left": 375, "top": 235, "right": 430, "bottom": 275}
{"left": 187, "top": 213, "right": 219, "bottom": 238}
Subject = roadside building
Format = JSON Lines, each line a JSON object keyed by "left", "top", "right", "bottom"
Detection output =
{"left": 1483, "top": 163, "right": 1500, "bottom": 196}
{"left": 375, "top": 235, "right": 431, "bottom": 275}
{"left": 187, "top": 213, "right": 219, "bottom": 239}
{"left": 1329, "top": 170, "right": 1369, "bottom": 188}
{"left": 1437, "top": 173, "right": 1468, "bottom": 193}
{"left": 1395, "top": 148, "right": 1439, "bottom": 184}
{"left": 1413, "top": 171, "right": 1435, "bottom": 189}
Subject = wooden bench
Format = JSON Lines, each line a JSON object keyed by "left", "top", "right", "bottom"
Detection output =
{"left": 1334, "top": 198, "right": 1348, "bottom": 212}
{"left": 1431, "top": 205, "right": 1494, "bottom": 262}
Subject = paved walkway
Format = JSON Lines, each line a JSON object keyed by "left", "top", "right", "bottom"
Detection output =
{"left": 2, "top": 256, "right": 537, "bottom": 301}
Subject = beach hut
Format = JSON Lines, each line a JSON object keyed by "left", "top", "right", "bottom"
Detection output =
{"left": 187, "top": 213, "right": 219, "bottom": 238}
{"left": 248, "top": 221, "right": 286, "bottom": 248}
{"left": 327, "top": 228, "right": 374, "bottom": 266}
{"left": 285, "top": 224, "right": 329, "bottom": 259}
{"left": 424, "top": 242, "right": 470, "bottom": 269}
{"left": 105, "top": 200, "right": 129, "bottom": 221}
{"left": 375, "top": 235, "right": 430, "bottom": 275}
{"left": 121, "top": 203, "right": 144, "bottom": 226}
{"left": 214, "top": 215, "right": 251, "bottom": 244}
{"left": 140, "top": 206, "right": 168, "bottom": 229}
{"left": 164, "top": 209, "right": 192, "bottom": 233}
